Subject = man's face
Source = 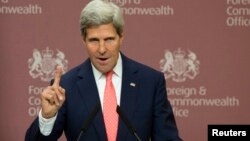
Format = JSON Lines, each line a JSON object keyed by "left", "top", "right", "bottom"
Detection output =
{"left": 82, "top": 23, "right": 123, "bottom": 73}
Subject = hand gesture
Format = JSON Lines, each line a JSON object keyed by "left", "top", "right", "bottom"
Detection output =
{"left": 41, "top": 66, "right": 66, "bottom": 119}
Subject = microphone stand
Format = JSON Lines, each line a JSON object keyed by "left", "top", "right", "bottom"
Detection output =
{"left": 117, "top": 106, "right": 142, "bottom": 141}
{"left": 76, "top": 103, "right": 101, "bottom": 141}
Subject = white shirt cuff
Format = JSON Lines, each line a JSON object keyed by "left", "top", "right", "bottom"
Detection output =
{"left": 38, "top": 109, "right": 57, "bottom": 136}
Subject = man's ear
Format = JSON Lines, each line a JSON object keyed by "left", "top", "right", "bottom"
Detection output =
{"left": 120, "top": 32, "right": 124, "bottom": 38}
{"left": 120, "top": 33, "right": 124, "bottom": 42}
{"left": 81, "top": 36, "right": 86, "bottom": 46}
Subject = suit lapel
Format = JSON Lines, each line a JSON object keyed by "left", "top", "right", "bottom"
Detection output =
{"left": 76, "top": 59, "right": 107, "bottom": 141}
{"left": 76, "top": 55, "right": 140, "bottom": 141}
{"left": 117, "top": 55, "right": 139, "bottom": 141}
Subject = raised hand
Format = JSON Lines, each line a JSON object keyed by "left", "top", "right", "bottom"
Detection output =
{"left": 41, "top": 66, "right": 66, "bottom": 119}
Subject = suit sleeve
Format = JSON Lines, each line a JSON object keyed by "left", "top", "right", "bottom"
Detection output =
{"left": 25, "top": 117, "right": 60, "bottom": 141}
{"left": 25, "top": 105, "right": 66, "bottom": 141}
{"left": 151, "top": 73, "right": 183, "bottom": 141}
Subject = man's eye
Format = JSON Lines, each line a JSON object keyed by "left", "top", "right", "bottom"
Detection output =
{"left": 105, "top": 38, "right": 115, "bottom": 43}
{"left": 107, "top": 37, "right": 115, "bottom": 41}
{"left": 89, "top": 39, "right": 99, "bottom": 42}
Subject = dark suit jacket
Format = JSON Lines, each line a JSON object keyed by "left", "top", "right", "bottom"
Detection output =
{"left": 25, "top": 54, "right": 182, "bottom": 141}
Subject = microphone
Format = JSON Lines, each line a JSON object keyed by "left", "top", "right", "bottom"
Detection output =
{"left": 76, "top": 103, "right": 101, "bottom": 141}
{"left": 116, "top": 106, "right": 142, "bottom": 141}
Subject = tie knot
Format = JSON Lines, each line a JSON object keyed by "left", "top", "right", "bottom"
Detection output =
{"left": 106, "top": 71, "right": 113, "bottom": 81}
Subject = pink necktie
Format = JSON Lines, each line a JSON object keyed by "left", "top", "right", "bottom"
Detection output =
{"left": 103, "top": 71, "right": 118, "bottom": 141}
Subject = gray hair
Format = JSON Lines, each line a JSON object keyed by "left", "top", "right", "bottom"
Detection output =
{"left": 80, "top": 0, "right": 124, "bottom": 38}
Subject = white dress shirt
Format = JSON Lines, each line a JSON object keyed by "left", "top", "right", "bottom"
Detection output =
{"left": 39, "top": 53, "right": 123, "bottom": 136}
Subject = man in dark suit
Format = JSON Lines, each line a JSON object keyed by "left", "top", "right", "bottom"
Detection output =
{"left": 25, "top": 0, "right": 182, "bottom": 141}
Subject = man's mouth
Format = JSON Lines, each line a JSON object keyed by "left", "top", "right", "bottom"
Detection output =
{"left": 99, "top": 58, "right": 108, "bottom": 61}
{"left": 97, "top": 57, "right": 109, "bottom": 64}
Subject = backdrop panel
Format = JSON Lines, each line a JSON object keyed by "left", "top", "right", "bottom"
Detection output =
{"left": 1, "top": 0, "right": 250, "bottom": 140}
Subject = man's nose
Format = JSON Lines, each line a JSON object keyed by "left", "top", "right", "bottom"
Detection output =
{"left": 98, "top": 41, "right": 107, "bottom": 54}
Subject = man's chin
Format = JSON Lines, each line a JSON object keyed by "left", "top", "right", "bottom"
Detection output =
{"left": 95, "top": 65, "right": 112, "bottom": 73}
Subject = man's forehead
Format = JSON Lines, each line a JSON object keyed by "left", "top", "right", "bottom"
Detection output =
{"left": 85, "top": 24, "right": 118, "bottom": 37}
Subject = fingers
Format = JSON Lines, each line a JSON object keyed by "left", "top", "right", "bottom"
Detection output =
{"left": 54, "top": 86, "right": 65, "bottom": 102}
{"left": 41, "top": 87, "right": 63, "bottom": 118}
{"left": 40, "top": 67, "right": 65, "bottom": 119}
{"left": 42, "top": 86, "right": 65, "bottom": 106}
{"left": 52, "top": 66, "right": 63, "bottom": 88}
{"left": 42, "top": 66, "right": 65, "bottom": 105}
{"left": 52, "top": 66, "right": 64, "bottom": 100}
{"left": 41, "top": 87, "right": 56, "bottom": 105}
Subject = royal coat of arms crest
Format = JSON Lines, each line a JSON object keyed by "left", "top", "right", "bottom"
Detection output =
{"left": 28, "top": 47, "right": 68, "bottom": 81}
{"left": 160, "top": 48, "right": 200, "bottom": 82}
